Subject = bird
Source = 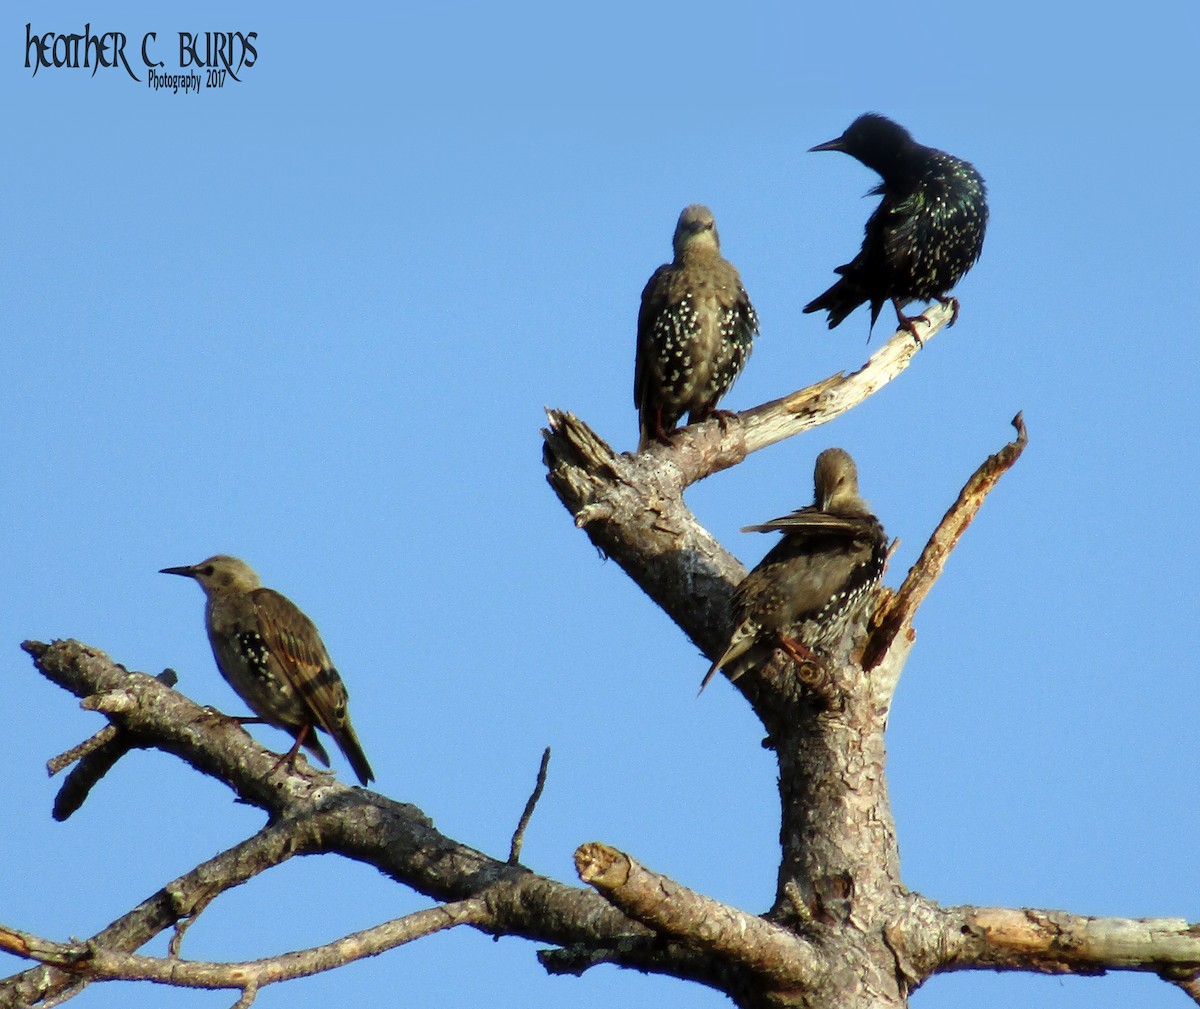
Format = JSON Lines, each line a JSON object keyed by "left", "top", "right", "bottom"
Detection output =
{"left": 634, "top": 204, "right": 759, "bottom": 451}
{"left": 699, "top": 448, "right": 888, "bottom": 693}
{"left": 803, "top": 113, "right": 988, "bottom": 337}
{"left": 160, "top": 555, "right": 375, "bottom": 785}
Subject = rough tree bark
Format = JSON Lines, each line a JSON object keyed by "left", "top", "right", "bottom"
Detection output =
{"left": 4, "top": 304, "right": 1199, "bottom": 1008}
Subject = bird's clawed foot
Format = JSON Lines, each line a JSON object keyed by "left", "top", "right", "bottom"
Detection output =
{"left": 939, "top": 296, "right": 961, "bottom": 326}
{"left": 778, "top": 635, "right": 818, "bottom": 667}
{"left": 892, "top": 300, "right": 928, "bottom": 346}
{"left": 702, "top": 408, "right": 739, "bottom": 438}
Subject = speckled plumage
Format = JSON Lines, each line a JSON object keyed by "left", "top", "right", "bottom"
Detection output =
{"left": 804, "top": 113, "right": 988, "bottom": 335}
{"left": 635, "top": 205, "right": 759, "bottom": 450}
{"left": 161, "top": 554, "right": 374, "bottom": 785}
{"left": 699, "top": 449, "right": 887, "bottom": 693}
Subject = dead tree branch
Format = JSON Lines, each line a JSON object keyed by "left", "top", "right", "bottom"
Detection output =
{"left": 575, "top": 842, "right": 820, "bottom": 987}
{"left": 934, "top": 904, "right": 1200, "bottom": 977}
{"left": 2, "top": 640, "right": 740, "bottom": 1009}
{"left": 863, "top": 412, "right": 1028, "bottom": 676}
{"left": 0, "top": 898, "right": 488, "bottom": 997}
{"left": 509, "top": 747, "right": 551, "bottom": 864}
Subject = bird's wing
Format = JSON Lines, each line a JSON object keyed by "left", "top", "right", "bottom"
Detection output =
{"left": 633, "top": 264, "right": 671, "bottom": 411}
{"left": 252, "top": 590, "right": 347, "bottom": 730}
{"left": 879, "top": 189, "right": 924, "bottom": 276}
{"left": 253, "top": 589, "right": 375, "bottom": 785}
{"left": 742, "top": 507, "right": 873, "bottom": 538}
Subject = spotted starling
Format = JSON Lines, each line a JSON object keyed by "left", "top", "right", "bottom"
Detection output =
{"left": 634, "top": 204, "right": 759, "bottom": 450}
{"left": 699, "top": 448, "right": 887, "bottom": 693}
{"left": 161, "top": 555, "right": 375, "bottom": 785}
{"left": 803, "top": 113, "right": 988, "bottom": 336}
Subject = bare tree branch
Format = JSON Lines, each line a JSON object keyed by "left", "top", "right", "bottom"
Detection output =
{"left": 0, "top": 813, "right": 319, "bottom": 1009}
{"left": 509, "top": 747, "right": 551, "bottom": 864}
{"left": 46, "top": 669, "right": 178, "bottom": 821}
{"left": 0, "top": 898, "right": 488, "bottom": 994}
{"left": 2, "top": 640, "right": 744, "bottom": 1008}
{"left": 618, "top": 302, "right": 954, "bottom": 489}
{"left": 8, "top": 305, "right": 1184, "bottom": 1009}
{"left": 862, "top": 413, "right": 1028, "bottom": 678}
{"left": 46, "top": 724, "right": 121, "bottom": 776}
{"left": 541, "top": 306, "right": 956, "bottom": 672}
{"left": 575, "top": 842, "right": 820, "bottom": 987}
{"left": 933, "top": 905, "right": 1200, "bottom": 977}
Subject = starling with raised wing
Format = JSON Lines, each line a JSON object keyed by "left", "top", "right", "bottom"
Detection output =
{"left": 804, "top": 113, "right": 988, "bottom": 337}
{"left": 161, "top": 555, "right": 375, "bottom": 785}
{"left": 635, "top": 204, "right": 759, "bottom": 450}
{"left": 699, "top": 448, "right": 887, "bottom": 693}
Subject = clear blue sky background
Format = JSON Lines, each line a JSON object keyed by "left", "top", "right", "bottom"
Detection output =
{"left": 5, "top": 3, "right": 1198, "bottom": 1008}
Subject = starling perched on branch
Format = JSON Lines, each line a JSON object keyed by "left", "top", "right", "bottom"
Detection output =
{"left": 699, "top": 448, "right": 887, "bottom": 693}
{"left": 803, "top": 113, "right": 988, "bottom": 336}
{"left": 161, "top": 555, "right": 375, "bottom": 785}
{"left": 635, "top": 204, "right": 759, "bottom": 450}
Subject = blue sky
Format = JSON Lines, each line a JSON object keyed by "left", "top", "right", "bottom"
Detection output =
{"left": 4, "top": 3, "right": 1199, "bottom": 1008}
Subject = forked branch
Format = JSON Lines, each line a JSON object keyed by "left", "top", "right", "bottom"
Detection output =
{"left": 0, "top": 900, "right": 488, "bottom": 1005}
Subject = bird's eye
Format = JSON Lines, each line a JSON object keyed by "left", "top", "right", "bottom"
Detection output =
{"left": 203, "top": 565, "right": 215, "bottom": 576}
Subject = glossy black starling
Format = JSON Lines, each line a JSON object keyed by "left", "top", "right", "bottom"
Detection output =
{"left": 161, "top": 555, "right": 375, "bottom": 786}
{"left": 804, "top": 113, "right": 988, "bottom": 336}
{"left": 699, "top": 448, "right": 887, "bottom": 693}
{"left": 635, "top": 204, "right": 759, "bottom": 451}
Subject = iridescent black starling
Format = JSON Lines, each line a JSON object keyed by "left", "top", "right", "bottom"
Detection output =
{"left": 161, "top": 555, "right": 375, "bottom": 785}
{"left": 635, "top": 204, "right": 759, "bottom": 451}
{"left": 804, "top": 113, "right": 988, "bottom": 336}
{"left": 699, "top": 448, "right": 887, "bottom": 693}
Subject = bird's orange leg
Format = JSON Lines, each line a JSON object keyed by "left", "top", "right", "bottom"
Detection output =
{"left": 269, "top": 724, "right": 314, "bottom": 777}
{"left": 892, "top": 299, "right": 928, "bottom": 345}
{"left": 777, "top": 635, "right": 818, "bottom": 666}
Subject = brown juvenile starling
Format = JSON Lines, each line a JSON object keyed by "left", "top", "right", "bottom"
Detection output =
{"left": 161, "top": 555, "right": 375, "bottom": 785}
{"left": 634, "top": 204, "right": 759, "bottom": 450}
{"left": 699, "top": 448, "right": 887, "bottom": 693}
{"left": 803, "top": 113, "right": 988, "bottom": 336}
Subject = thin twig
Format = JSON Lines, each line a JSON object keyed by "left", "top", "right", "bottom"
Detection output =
{"left": 47, "top": 725, "right": 120, "bottom": 775}
{"left": 509, "top": 747, "right": 551, "bottom": 864}
{"left": 48, "top": 669, "right": 179, "bottom": 821}
{"left": 168, "top": 889, "right": 220, "bottom": 958}
{"left": 230, "top": 981, "right": 257, "bottom": 1008}
{"left": 863, "top": 413, "right": 1028, "bottom": 672}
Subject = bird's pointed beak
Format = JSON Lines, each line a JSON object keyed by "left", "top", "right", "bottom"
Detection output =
{"left": 159, "top": 565, "right": 197, "bottom": 578}
{"left": 809, "top": 136, "right": 845, "bottom": 153}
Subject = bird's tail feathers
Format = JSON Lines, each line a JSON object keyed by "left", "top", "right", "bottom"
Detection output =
{"left": 803, "top": 278, "right": 865, "bottom": 330}
{"left": 299, "top": 731, "right": 332, "bottom": 768}
{"left": 335, "top": 725, "right": 375, "bottom": 786}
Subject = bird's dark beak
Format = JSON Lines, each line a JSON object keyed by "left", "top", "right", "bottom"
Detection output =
{"left": 159, "top": 565, "right": 197, "bottom": 578}
{"left": 809, "top": 136, "right": 845, "bottom": 153}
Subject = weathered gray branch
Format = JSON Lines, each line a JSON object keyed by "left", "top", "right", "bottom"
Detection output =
{"left": 0, "top": 814, "right": 317, "bottom": 1009}
{"left": 933, "top": 905, "right": 1200, "bottom": 980}
{"left": 575, "top": 842, "right": 820, "bottom": 987}
{"left": 614, "top": 302, "right": 954, "bottom": 488}
{"left": 542, "top": 362, "right": 1196, "bottom": 1007}
{"left": 1, "top": 640, "right": 735, "bottom": 1009}
{"left": 0, "top": 898, "right": 488, "bottom": 998}
{"left": 861, "top": 412, "right": 1028, "bottom": 685}
{"left": 8, "top": 305, "right": 1192, "bottom": 1009}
